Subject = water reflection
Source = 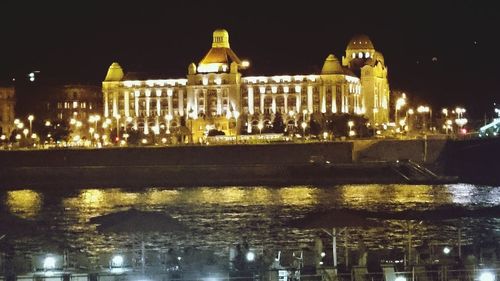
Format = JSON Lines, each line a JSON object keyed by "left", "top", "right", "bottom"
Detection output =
{"left": 1, "top": 184, "right": 499, "bottom": 266}
{"left": 6, "top": 189, "right": 42, "bottom": 219}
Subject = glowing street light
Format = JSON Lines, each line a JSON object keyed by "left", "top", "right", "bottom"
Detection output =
{"left": 165, "top": 114, "right": 173, "bottom": 134}
{"left": 348, "top": 120, "right": 355, "bottom": 136}
{"left": 43, "top": 256, "right": 56, "bottom": 270}
{"left": 246, "top": 251, "right": 255, "bottom": 262}
{"left": 111, "top": 255, "right": 124, "bottom": 268}
{"left": 443, "top": 246, "right": 451, "bottom": 255}
{"left": 417, "top": 105, "right": 431, "bottom": 131}
{"left": 257, "top": 122, "right": 263, "bottom": 135}
{"left": 114, "top": 115, "right": 121, "bottom": 143}
{"left": 28, "top": 115, "right": 34, "bottom": 135}
{"left": 395, "top": 96, "right": 406, "bottom": 125}
{"left": 301, "top": 121, "right": 307, "bottom": 138}
{"left": 479, "top": 271, "right": 495, "bottom": 281}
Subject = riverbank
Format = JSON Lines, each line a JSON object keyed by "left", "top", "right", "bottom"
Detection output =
{"left": 1, "top": 138, "right": 495, "bottom": 189}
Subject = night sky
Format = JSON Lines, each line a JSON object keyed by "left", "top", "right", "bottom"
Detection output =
{"left": 0, "top": 1, "right": 497, "bottom": 118}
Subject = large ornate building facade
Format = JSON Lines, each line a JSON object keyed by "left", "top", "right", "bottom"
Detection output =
{"left": 102, "top": 29, "right": 389, "bottom": 141}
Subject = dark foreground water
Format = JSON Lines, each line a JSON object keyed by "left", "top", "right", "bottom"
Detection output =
{"left": 1, "top": 184, "right": 500, "bottom": 269}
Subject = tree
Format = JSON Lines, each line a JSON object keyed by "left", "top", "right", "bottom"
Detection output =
{"left": 309, "top": 118, "right": 322, "bottom": 136}
{"left": 207, "top": 129, "right": 225, "bottom": 136}
{"left": 272, "top": 113, "right": 285, "bottom": 133}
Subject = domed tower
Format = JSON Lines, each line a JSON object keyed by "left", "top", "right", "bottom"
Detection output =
{"left": 197, "top": 29, "right": 242, "bottom": 73}
{"left": 321, "top": 54, "right": 344, "bottom": 75}
{"left": 342, "top": 34, "right": 376, "bottom": 72}
{"left": 102, "top": 62, "right": 124, "bottom": 118}
{"left": 342, "top": 35, "right": 390, "bottom": 125}
{"left": 104, "top": 62, "right": 124, "bottom": 81}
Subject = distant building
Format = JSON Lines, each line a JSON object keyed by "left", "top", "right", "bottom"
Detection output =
{"left": 0, "top": 85, "right": 15, "bottom": 136}
{"left": 102, "top": 29, "right": 390, "bottom": 141}
{"left": 46, "top": 84, "right": 102, "bottom": 123}
{"left": 14, "top": 82, "right": 101, "bottom": 141}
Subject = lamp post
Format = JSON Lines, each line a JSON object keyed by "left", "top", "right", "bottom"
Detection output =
{"left": 28, "top": 115, "right": 34, "bottom": 135}
{"left": 258, "top": 122, "right": 263, "bottom": 136}
{"left": 406, "top": 108, "right": 414, "bottom": 133}
{"left": 395, "top": 97, "right": 406, "bottom": 127}
{"left": 165, "top": 114, "right": 173, "bottom": 134}
{"left": 301, "top": 121, "right": 307, "bottom": 139}
{"left": 233, "top": 110, "right": 240, "bottom": 143}
{"left": 348, "top": 120, "right": 355, "bottom": 137}
{"left": 114, "top": 115, "right": 121, "bottom": 143}
{"left": 417, "top": 106, "right": 430, "bottom": 132}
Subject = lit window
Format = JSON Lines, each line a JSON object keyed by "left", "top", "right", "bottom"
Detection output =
{"left": 352, "top": 53, "right": 356, "bottom": 58}
{"left": 73, "top": 101, "right": 78, "bottom": 108}
{"left": 365, "top": 52, "right": 370, "bottom": 58}
{"left": 358, "top": 52, "right": 363, "bottom": 58}
{"left": 57, "top": 102, "right": 62, "bottom": 109}
{"left": 81, "top": 102, "right": 86, "bottom": 109}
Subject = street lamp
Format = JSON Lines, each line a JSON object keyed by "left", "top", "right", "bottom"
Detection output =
{"left": 28, "top": 115, "right": 34, "bottom": 135}
{"left": 395, "top": 97, "right": 406, "bottom": 126}
{"left": 406, "top": 109, "right": 414, "bottom": 133}
{"left": 348, "top": 120, "right": 355, "bottom": 136}
{"left": 301, "top": 121, "right": 307, "bottom": 138}
{"left": 233, "top": 111, "right": 240, "bottom": 143}
{"left": 165, "top": 114, "right": 173, "bottom": 134}
{"left": 417, "top": 105, "right": 430, "bottom": 131}
{"left": 258, "top": 122, "right": 263, "bottom": 136}
{"left": 114, "top": 115, "right": 121, "bottom": 143}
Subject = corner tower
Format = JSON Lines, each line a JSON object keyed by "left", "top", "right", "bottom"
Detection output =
{"left": 343, "top": 35, "right": 390, "bottom": 125}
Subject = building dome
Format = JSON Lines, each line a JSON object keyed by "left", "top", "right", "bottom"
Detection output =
{"left": 212, "top": 29, "right": 230, "bottom": 48}
{"left": 346, "top": 34, "right": 375, "bottom": 50}
{"left": 104, "top": 62, "right": 124, "bottom": 81}
{"left": 321, "top": 54, "right": 344, "bottom": 74}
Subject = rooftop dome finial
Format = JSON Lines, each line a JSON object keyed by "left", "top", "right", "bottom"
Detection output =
{"left": 212, "top": 29, "right": 230, "bottom": 48}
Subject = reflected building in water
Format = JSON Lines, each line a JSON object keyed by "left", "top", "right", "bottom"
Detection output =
{"left": 103, "top": 29, "right": 390, "bottom": 141}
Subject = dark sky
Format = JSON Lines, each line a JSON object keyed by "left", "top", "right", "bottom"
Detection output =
{"left": 0, "top": 0, "right": 497, "bottom": 118}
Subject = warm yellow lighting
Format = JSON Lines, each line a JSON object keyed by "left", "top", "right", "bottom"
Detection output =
{"left": 6, "top": 190, "right": 42, "bottom": 219}
{"left": 28, "top": 115, "right": 34, "bottom": 121}
{"left": 241, "top": 60, "right": 250, "bottom": 68}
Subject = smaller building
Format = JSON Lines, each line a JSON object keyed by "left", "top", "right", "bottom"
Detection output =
{"left": 0, "top": 85, "right": 15, "bottom": 136}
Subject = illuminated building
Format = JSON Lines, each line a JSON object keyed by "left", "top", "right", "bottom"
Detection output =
{"left": 0, "top": 85, "right": 15, "bottom": 135}
{"left": 103, "top": 29, "right": 390, "bottom": 141}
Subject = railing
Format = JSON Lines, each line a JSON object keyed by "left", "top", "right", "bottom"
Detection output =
{"left": 4, "top": 266, "right": 500, "bottom": 281}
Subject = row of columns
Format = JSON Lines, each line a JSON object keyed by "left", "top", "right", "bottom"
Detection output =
{"left": 246, "top": 84, "right": 364, "bottom": 116}
{"left": 104, "top": 89, "right": 184, "bottom": 118}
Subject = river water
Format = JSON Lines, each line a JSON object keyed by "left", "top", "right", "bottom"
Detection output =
{"left": 1, "top": 184, "right": 500, "bottom": 269}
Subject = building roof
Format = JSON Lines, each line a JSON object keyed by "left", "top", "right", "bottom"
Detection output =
{"left": 346, "top": 34, "right": 375, "bottom": 50}
{"left": 197, "top": 29, "right": 242, "bottom": 73}
{"left": 199, "top": 47, "right": 241, "bottom": 65}
{"left": 321, "top": 54, "right": 344, "bottom": 74}
{"left": 104, "top": 62, "right": 124, "bottom": 81}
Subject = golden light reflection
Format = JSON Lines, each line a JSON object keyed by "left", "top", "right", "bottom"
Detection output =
{"left": 187, "top": 187, "right": 247, "bottom": 204}
{"left": 81, "top": 189, "right": 104, "bottom": 208}
{"left": 146, "top": 189, "right": 180, "bottom": 205}
{"left": 278, "top": 186, "right": 318, "bottom": 206}
{"left": 6, "top": 189, "right": 42, "bottom": 219}
{"left": 340, "top": 184, "right": 451, "bottom": 207}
